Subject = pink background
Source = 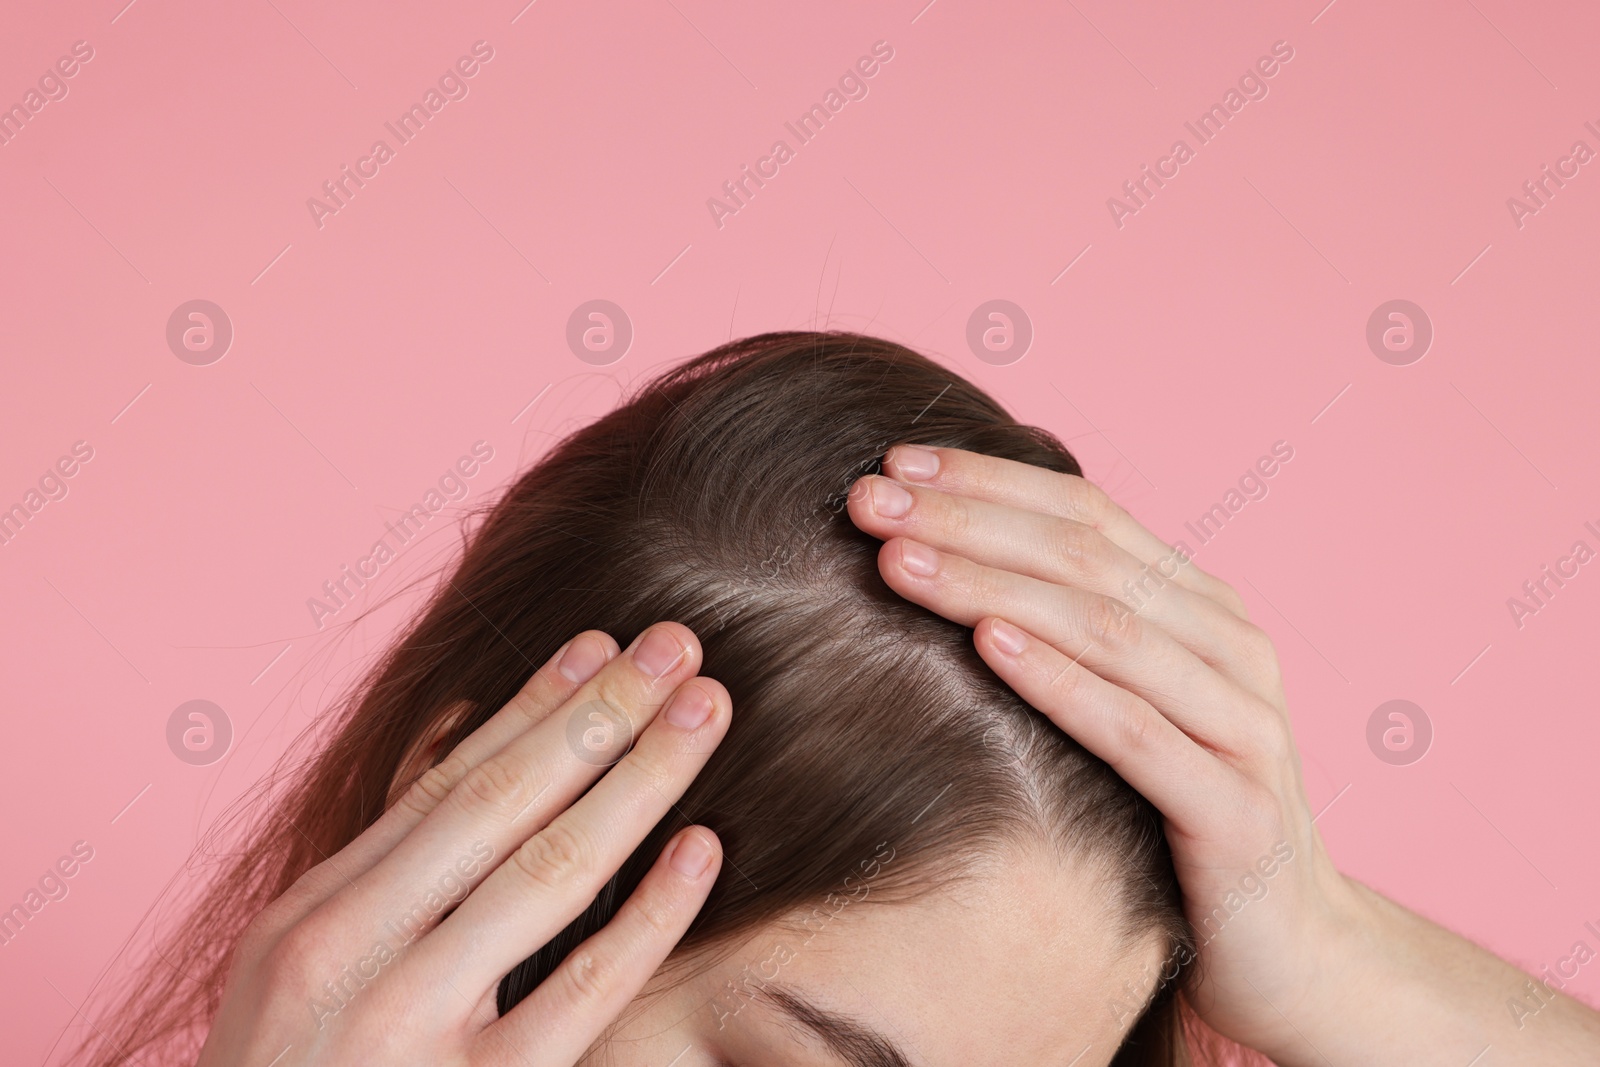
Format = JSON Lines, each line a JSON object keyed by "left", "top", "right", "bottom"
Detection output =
{"left": 3, "top": 0, "right": 1598, "bottom": 1059}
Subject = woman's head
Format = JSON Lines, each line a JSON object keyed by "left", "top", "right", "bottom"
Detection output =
{"left": 82, "top": 331, "right": 1210, "bottom": 1066}
{"left": 388, "top": 331, "right": 1193, "bottom": 1060}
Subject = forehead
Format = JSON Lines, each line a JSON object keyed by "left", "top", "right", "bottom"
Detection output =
{"left": 690, "top": 845, "right": 1167, "bottom": 1067}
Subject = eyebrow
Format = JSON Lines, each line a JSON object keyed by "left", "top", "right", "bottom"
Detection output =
{"left": 760, "top": 983, "right": 917, "bottom": 1067}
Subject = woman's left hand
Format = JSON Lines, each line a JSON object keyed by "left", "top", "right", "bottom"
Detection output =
{"left": 846, "top": 444, "right": 1359, "bottom": 1060}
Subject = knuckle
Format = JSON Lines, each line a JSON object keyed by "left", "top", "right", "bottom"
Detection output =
{"left": 592, "top": 679, "right": 643, "bottom": 725}
{"left": 1237, "top": 782, "right": 1284, "bottom": 838}
{"left": 613, "top": 744, "right": 673, "bottom": 796}
{"left": 1046, "top": 659, "right": 1087, "bottom": 702}
{"left": 1244, "top": 710, "right": 1294, "bottom": 765}
{"left": 629, "top": 885, "right": 683, "bottom": 941}
{"left": 1239, "top": 623, "right": 1279, "bottom": 669}
{"left": 1225, "top": 621, "right": 1283, "bottom": 690}
{"left": 1054, "top": 520, "right": 1107, "bottom": 576}
{"left": 1109, "top": 704, "right": 1153, "bottom": 758}
{"left": 558, "top": 947, "right": 621, "bottom": 1007}
{"left": 260, "top": 919, "right": 329, "bottom": 986}
{"left": 400, "top": 753, "right": 470, "bottom": 816}
{"left": 1084, "top": 594, "right": 1141, "bottom": 652}
{"left": 1063, "top": 476, "right": 1113, "bottom": 526}
{"left": 513, "top": 822, "right": 595, "bottom": 893}
{"left": 457, "top": 753, "right": 535, "bottom": 814}
{"left": 1204, "top": 575, "right": 1250, "bottom": 618}
{"left": 502, "top": 685, "right": 549, "bottom": 729}
{"left": 279, "top": 855, "right": 345, "bottom": 909}
{"left": 1052, "top": 519, "right": 1087, "bottom": 568}
{"left": 940, "top": 495, "right": 975, "bottom": 540}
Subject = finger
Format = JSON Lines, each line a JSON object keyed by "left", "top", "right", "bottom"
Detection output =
{"left": 878, "top": 444, "right": 1249, "bottom": 619}
{"left": 292, "top": 623, "right": 701, "bottom": 972}
{"left": 262, "top": 630, "right": 621, "bottom": 934}
{"left": 384, "top": 631, "right": 624, "bottom": 823}
{"left": 478, "top": 828, "right": 722, "bottom": 1067}
{"left": 848, "top": 475, "right": 1277, "bottom": 697}
{"left": 877, "top": 536, "right": 1269, "bottom": 753}
{"left": 970, "top": 617, "right": 1230, "bottom": 823}
{"left": 415, "top": 632, "right": 625, "bottom": 784}
{"left": 408, "top": 675, "right": 731, "bottom": 993}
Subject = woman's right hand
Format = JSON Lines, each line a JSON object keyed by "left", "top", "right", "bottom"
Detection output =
{"left": 198, "top": 622, "right": 730, "bottom": 1067}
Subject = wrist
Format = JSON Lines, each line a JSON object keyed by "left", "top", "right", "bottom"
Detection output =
{"left": 1258, "top": 873, "right": 1506, "bottom": 1067}
{"left": 1245, "top": 870, "right": 1390, "bottom": 1066}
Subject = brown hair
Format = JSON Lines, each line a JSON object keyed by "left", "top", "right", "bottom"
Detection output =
{"left": 73, "top": 331, "right": 1251, "bottom": 1066}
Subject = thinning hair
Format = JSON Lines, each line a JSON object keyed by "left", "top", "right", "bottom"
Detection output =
{"left": 71, "top": 331, "right": 1245, "bottom": 1067}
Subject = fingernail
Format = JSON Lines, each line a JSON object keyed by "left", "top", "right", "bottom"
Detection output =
{"left": 991, "top": 619, "right": 1028, "bottom": 656}
{"left": 871, "top": 478, "right": 913, "bottom": 519}
{"left": 671, "top": 831, "right": 715, "bottom": 878}
{"left": 634, "top": 627, "right": 687, "bottom": 679}
{"left": 890, "top": 446, "right": 940, "bottom": 481}
{"left": 664, "top": 684, "right": 713, "bottom": 730}
{"left": 899, "top": 540, "right": 939, "bottom": 576}
{"left": 558, "top": 635, "right": 609, "bottom": 683}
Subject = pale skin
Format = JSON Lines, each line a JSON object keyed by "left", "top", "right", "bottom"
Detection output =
{"left": 194, "top": 447, "right": 1600, "bottom": 1066}
{"left": 590, "top": 846, "right": 1167, "bottom": 1066}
